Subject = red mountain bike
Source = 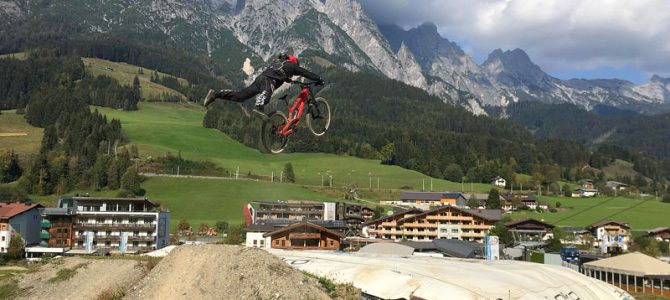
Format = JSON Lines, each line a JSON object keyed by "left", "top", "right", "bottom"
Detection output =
{"left": 261, "top": 80, "right": 331, "bottom": 154}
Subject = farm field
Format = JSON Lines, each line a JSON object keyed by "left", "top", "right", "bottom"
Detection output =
{"left": 83, "top": 57, "right": 187, "bottom": 101}
{"left": 512, "top": 195, "right": 670, "bottom": 231}
{"left": 0, "top": 110, "right": 44, "bottom": 154}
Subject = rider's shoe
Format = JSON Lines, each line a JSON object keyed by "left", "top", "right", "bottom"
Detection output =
{"left": 252, "top": 105, "right": 268, "bottom": 121}
{"left": 203, "top": 89, "right": 217, "bottom": 107}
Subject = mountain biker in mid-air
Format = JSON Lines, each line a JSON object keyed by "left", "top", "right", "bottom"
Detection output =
{"left": 203, "top": 53, "right": 324, "bottom": 117}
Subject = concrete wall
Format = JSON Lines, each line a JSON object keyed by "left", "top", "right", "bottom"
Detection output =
{"left": 9, "top": 208, "right": 42, "bottom": 246}
{"left": 245, "top": 232, "right": 271, "bottom": 248}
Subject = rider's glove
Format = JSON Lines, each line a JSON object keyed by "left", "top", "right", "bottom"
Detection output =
{"left": 315, "top": 79, "right": 325, "bottom": 86}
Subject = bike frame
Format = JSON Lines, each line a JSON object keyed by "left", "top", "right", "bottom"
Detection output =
{"left": 278, "top": 84, "right": 313, "bottom": 137}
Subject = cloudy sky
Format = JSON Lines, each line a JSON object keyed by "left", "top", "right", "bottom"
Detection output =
{"left": 358, "top": 0, "right": 670, "bottom": 83}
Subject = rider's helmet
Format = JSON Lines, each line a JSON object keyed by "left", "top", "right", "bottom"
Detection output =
{"left": 278, "top": 53, "right": 299, "bottom": 66}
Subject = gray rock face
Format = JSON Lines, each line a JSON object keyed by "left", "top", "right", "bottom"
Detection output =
{"left": 382, "top": 22, "right": 670, "bottom": 112}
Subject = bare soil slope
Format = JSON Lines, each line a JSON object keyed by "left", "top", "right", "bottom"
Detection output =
{"left": 125, "top": 244, "right": 331, "bottom": 300}
{"left": 16, "top": 257, "right": 144, "bottom": 300}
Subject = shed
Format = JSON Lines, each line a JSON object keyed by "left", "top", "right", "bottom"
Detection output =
{"left": 583, "top": 252, "right": 670, "bottom": 296}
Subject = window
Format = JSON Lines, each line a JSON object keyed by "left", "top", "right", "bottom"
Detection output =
{"left": 451, "top": 229, "right": 459, "bottom": 233}
{"left": 105, "top": 241, "right": 111, "bottom": 246}
{"left": 281, "top": 240, "right": 285, "bottom": 247}
{"left": 260, "top": 240, "right": 264, "bottom": 246}
{"left": 2, "top": 236, "right": 5, "bottom": 241}
{"left": 329, "top": 240, "right": 334, "bottom": 247}
{"left": 253, "top": 240, "right": 257, "bottom": 247}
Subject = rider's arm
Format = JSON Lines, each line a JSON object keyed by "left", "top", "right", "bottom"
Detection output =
{"left": 284, "top": 63, "right": 322, "bottom": 82}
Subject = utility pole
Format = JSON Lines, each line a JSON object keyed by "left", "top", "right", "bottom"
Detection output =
{"left": 422, "top": 179, "right": 425, "bottom": 191}
{"left": 330, "top": 175, "right": 333, "bottom": 187}
{"left": 177, "top": 165, "right": 180, "bottom": 176}
{"left": 236, "top": 167, "right": 239, "bottom": 179}
{"left": 377, "top": 177, "right": 380, "bottom": 189}
{"left": 280, "top": 171, "right": 283, "bottom": 183}
{"left": 368, "top": 172, "right": 372, "bottom": 189}
{"left": 430, "top": 178, "right": 433, "bottom": 191}
{"left": 271, "top": 171, "right": 274, "bottom": 182}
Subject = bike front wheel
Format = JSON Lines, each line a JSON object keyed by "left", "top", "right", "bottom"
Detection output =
{"left": 306, "top": 97, "right": 331, "bottom": 136}
{"left": 261, "top": 111, "right": 290, "bottom": 154}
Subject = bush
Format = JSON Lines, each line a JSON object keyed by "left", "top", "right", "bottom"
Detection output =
{"left": 224, "top": 224, "right": 245, "bottom": 245}
{"left": 7, "top": 233, "right": 24, "bottom": 260}
{"left": 549, "top": 208, "right": 558, "bottom": 213}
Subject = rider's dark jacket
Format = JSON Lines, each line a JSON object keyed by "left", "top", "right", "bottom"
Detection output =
{"left": 261, "top": 60, "right": 322, "bottom": 89}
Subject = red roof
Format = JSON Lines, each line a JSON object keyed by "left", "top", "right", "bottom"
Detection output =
{"left": 0, "top": 202, "right": 42, "bottom": 220}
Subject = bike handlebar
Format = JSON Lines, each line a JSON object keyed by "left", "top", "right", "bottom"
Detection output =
{"left": 288, "top": 80, "right": 326, "bottom": 87}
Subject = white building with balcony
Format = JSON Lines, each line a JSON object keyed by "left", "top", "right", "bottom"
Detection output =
{"left": 58, "top": 196, "right": 170, "bottom": 253}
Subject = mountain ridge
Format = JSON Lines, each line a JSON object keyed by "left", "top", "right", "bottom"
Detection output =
{"left": 1, "top": 0, "right": 669, "bottom": 115}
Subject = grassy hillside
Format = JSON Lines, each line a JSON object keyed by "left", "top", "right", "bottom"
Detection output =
{"left": 0, "top": 110, "right": 44, "bottom": 154}
{"left": 83, "top": 57, "right": 187, "bottom": 101}
{"left": 512, "top": 195, "right": 669, "bottom": 230}
{"left": 96, "top": 103, "right": 492, "bottom": 192}
{"left": 142, "top": 177, "right": 342, "bottom": 230}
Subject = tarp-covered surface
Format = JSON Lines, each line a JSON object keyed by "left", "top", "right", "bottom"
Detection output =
{"left": 583, "top": 252, "right": 670, "bottom": 277}
{"left": 271, "top": 250, "right": 633, "bottom": 300}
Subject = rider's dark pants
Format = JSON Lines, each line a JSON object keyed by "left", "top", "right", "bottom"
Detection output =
{"left": 216, "top": 76, "right": 275, "bottom": 107}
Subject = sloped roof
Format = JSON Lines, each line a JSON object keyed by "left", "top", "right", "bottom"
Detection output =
{"left": 0, "top": 202, "right": 42, "bottom": 220}
{"left": 505, "top": 218, "right": 555, "bottom": 229}
{"left": 397, "top": 206, "right": 501, "bottom": 224}
{"left": 400, "top": 192, "right": 464, "bottom": 201}
{"left": 583, "top": 252, "right": 670, "bottom": 276}
{"left": 589, "top": 220, "right": 630, "bottom": 229}
{"left": 263, "top": 221, "right": 345, "bottom": 238}
{"left": 647, "top": 227, "right": 669, "bottom": 234}
{"left": 432, "top": 239, "right": 485, "bottom": 258}
{"left": 358, "top": 242, "right": 415, "bottom": 256}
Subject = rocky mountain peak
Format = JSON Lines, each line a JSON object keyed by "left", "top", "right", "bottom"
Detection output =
{"left": 651, "top": 74, "right": 670, "bottom": 84}
{"left": 483, "top": 48, "right": 548, "bottom": 88}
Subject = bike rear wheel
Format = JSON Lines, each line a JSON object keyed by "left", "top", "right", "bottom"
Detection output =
{"left": 261, "top": 111, "right": 290, "bottom": 154}
{"left": 306, "top": 97, "right": 331, "bottom": 136}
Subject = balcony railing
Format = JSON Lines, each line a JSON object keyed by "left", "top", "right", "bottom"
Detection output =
{"left": 41, "top": 220, "right": 51, "bottom": 229}
{"left": 75, "top": 223, "right": 155, "bottom": 229}
{"left": 127, "top": 236, "right": 156, "bottom": 242}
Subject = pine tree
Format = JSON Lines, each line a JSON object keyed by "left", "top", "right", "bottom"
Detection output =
{"left": 107, "top": 159, "right": 120, "bottom": 190}
{"left": 284, "top": 163, "right": 296, "bottom": 183}
{"left": 486, "top": 188, "right": 501, "bottom": 209}
{"left": 120, "top": 167, "right": 141, "bottom": 194}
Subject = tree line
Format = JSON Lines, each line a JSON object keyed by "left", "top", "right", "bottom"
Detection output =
{"left": 0, "top": 50, "right": 139, "bottom": 110}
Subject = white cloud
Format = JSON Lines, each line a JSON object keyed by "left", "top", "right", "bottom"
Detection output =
{"left": 359, "top": 0, "right": 670, "bottom": 78}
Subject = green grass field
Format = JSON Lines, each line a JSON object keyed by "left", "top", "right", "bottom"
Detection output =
{"left": 96, "top": 103, "right": 492, "bottom": 192}
{"left": 141, "top": 177, "right": 342, "bottom": 230}
{"left": 83, "top": 57, "right": 187, "bottom": 101}
{"left": 512, "top": 195, "right": 670, "bottom": 230}
{"left": 0, "top": 110, "right": 44, "bottom": 154}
